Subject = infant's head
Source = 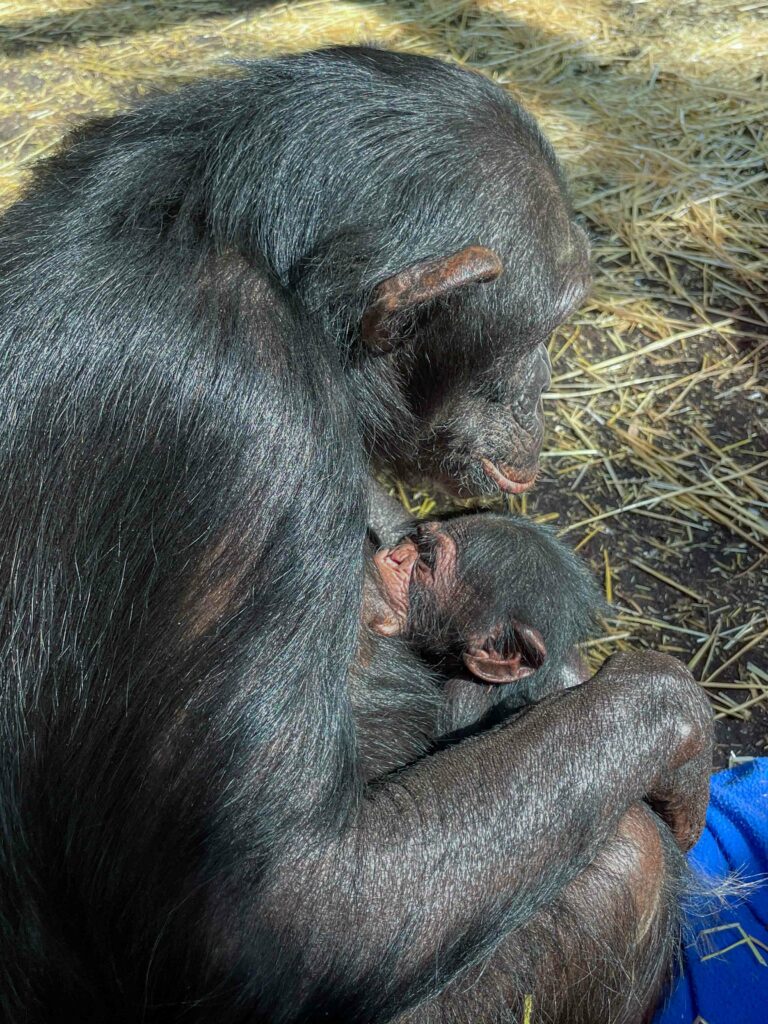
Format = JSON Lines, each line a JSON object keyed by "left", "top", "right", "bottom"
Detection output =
{"left": 368, "top": 513, "right": 603, "bottom": 688}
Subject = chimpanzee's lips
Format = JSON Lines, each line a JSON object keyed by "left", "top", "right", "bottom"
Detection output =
{"left": 480, "top": 458, "right": 537, "bottom": 495}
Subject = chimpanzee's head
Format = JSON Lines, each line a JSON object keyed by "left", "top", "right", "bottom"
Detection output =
{"left": 345, "top": 60, "right": 591, "bottom": 500}
{"left": 257, "top": 46, "right": 589, "bottom": 497}
{"left": 368, "top": 513, "right": 603, "bottom": 689}
{"left": 358, "top": 229, "right": 589, "bottom": 498}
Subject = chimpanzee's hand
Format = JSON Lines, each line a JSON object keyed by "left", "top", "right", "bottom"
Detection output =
{"left": 591, "top": 651, "right": 714, "bottom": 852}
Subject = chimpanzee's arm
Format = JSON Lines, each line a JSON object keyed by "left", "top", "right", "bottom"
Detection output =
{"left": 236, "top": 651, "right": 711, "bottom": 1019}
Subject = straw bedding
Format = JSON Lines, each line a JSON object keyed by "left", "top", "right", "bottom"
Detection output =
{"left": 1, "top": 0, "right": 766, "bottom": 762}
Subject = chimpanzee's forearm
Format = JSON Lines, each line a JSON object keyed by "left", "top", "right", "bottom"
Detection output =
{"left": 254, "top": 652, "right": 711, "bottom": 1019}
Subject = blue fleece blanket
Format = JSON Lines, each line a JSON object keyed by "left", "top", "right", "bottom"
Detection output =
{"left": 654, "top": 758, "right": 768, "bottom": 1024}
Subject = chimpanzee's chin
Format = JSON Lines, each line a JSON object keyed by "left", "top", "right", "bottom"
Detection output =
{"left": 422, "top": 466, "right": 504, "bottom": 501}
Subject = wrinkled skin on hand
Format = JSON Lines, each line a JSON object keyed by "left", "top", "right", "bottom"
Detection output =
{"left": 585, "top": 651, "right": 713, "bottom": 853}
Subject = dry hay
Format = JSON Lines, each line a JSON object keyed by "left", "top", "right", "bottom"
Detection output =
{"left": 1, "top": 0, "right": 766, "bottom": 760}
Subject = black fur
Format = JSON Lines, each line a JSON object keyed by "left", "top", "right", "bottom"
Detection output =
{"left": 0, "top": 47, "right": 712, "bottom": 1023}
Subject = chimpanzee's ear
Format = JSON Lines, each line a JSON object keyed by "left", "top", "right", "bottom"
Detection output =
{"left": 462, "top": 623, "right": 547, "bottom": 685}
{"left": 462, "top": 649, "right": 531, "bottom": 684}
{"left": 361, "top": 245, "right": 503, "bottom": 356}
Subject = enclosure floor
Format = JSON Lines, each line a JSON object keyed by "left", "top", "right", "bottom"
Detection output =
{"left": 1, "top": 0, "right": 766, "bottom": 764}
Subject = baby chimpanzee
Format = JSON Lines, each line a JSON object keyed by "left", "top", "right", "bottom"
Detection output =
{"left": 370, "top": 512, "right": 604, "bottom": 696}
{"left": 353, "top": 513, "right": 605, "bottom": 778}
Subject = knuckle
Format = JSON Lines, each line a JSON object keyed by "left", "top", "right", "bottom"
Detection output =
{"left": 603, "top": 651, "right": 701, "bottom": 706}
{"left": 598, "top": 651, "right": 714, "bottom": 762}
{"left": 669, "top": 714, "right": 714, "bottom": 771}
{"left": 646, "top": 652, "right": 696, "bottom": 690}
{"left": 603, "top": 650, "right": 689, "bottom": 687}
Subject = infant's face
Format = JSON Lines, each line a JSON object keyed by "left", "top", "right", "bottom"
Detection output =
{"left": 369, "top": 523, "right": 459, "bottom": 638}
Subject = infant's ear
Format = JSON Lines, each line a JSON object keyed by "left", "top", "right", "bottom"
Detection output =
{"left": 462, "top": 648, "right": 530, "bottom": 684}
{"left": 462, "top": 623, "right": 547, "bottom": 684}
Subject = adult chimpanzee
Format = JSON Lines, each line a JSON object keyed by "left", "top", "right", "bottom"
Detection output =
{"left": 0, "top": 46, "right": 712, "bottom": 1023}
